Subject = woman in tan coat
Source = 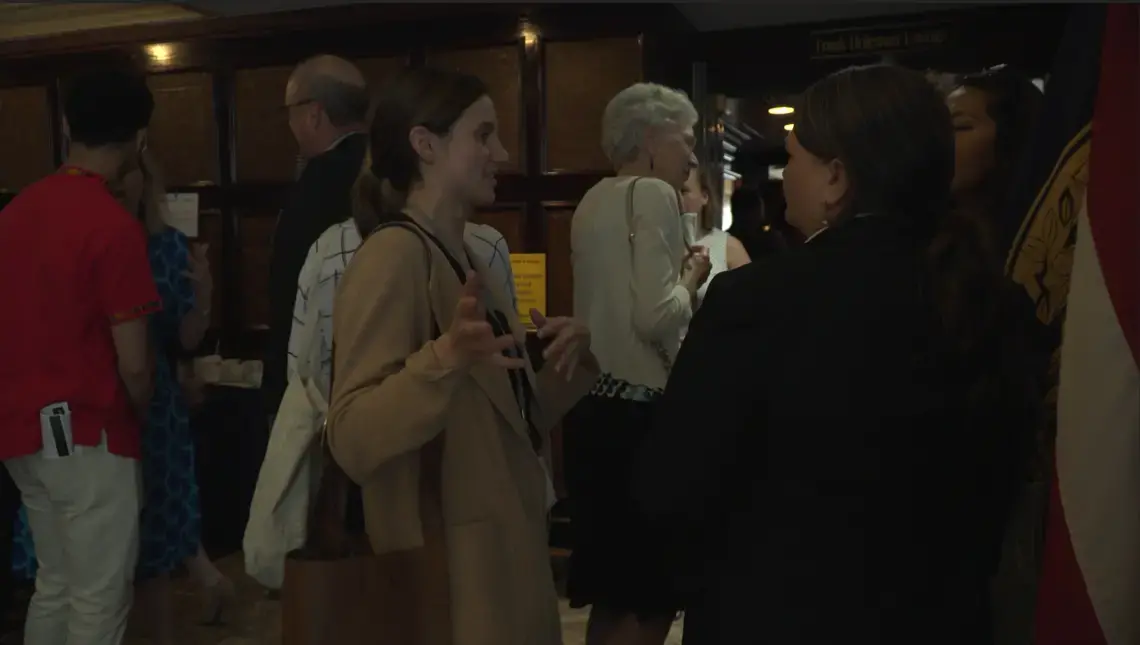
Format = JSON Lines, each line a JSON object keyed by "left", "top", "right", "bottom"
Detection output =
{"left": 326, "top": 67, "right": 598, "bottom": 645}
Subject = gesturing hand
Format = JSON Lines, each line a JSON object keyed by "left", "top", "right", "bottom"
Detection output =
{"left": 437, "top": 271, "right": 528, "bottom": 370}
{"left": 531, "top": 309, "right": 591, "bottom": 380}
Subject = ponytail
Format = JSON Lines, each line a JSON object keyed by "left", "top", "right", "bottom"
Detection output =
{"left": 352, "top": 148, "right": 407, "bottom": 240}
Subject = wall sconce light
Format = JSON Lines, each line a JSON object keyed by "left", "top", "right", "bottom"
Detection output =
{"left": 520, "top": 23, "right": 540, "bottom": 47}
{"left": 146, "top": 43, "right": 174, "bottom": 66}
{"left": 769, "top": 106, "right": 794, "bottom": 115}
{"left": 784, "top": 123, "right": 794, "bottom": 131}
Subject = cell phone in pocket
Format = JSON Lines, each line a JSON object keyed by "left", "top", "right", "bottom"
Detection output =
{"left": 39, "top": 402, "right": 75, "bottom": 459}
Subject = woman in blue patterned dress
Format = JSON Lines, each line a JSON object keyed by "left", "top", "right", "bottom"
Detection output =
{"left": 10, "top": 153, "right": 232, "bottom": 643}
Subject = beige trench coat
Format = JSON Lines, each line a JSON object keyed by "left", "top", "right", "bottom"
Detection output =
{"left": 327, "top": 212, "right": 597, "bottom": 645}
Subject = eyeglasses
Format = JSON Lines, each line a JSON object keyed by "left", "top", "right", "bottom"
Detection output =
{"left": 280, "top": 98, "right": 315, "bottom": 113}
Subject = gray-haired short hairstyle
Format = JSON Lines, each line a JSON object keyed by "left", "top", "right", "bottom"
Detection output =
{"left": 601, "top": 82, "right": 699, "bottom": 166}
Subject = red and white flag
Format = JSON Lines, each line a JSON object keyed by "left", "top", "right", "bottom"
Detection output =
{"left": 1035, "top": 5, "right": 1140, "bottom": 644}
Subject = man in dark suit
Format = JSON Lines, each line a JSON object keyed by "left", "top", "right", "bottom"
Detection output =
{"left": 263, "top": 55, "right": 369, "bottom": 421}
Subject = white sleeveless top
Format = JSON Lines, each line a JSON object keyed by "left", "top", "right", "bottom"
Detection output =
{"left": 695, "top": 227, "right": 730, "bottom": 305}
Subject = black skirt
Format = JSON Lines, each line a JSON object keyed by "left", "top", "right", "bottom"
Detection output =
{"left": 562, "top": 392, "right": 681, "bottom": 620}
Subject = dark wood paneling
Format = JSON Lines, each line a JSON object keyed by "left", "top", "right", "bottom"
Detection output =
{"left": 0, "top": 4, "right": 685, "bottom": 353}
{"left": 212, "top": 70, "right": 242, "bottom": 344}
{"left": 0, "top": 85, "right": 54, "bottom": 190}
{"left": 426, "top": 45, "right": 522, "bottom": 172}
{"left": 0, "top": 5, "right": 672, "bottom": 65}
{"left": 520, "top": 30, "right": 546, "bottom": 254}
{"left": 358, "top": 56, "right": 410, "bottom": 94}
{"left": 198, "top": 210, "right": 226, "bottom": 330}
{"left": 236, "top": 212, "right": 276, "bottom": 328}
{"left": 544, "top": 207, "right": 575, "bottom": 317}
{"left": 545, "top": 37, "right": 643, "bottom": 173}
{"left": 233, "top": 66, "right": 295, "bottom": 183}
{"left": 147, "top": 72, "right": 218, "bottom": 186}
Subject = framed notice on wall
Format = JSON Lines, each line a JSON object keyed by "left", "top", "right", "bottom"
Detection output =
{"left": 510, "top": 253, "right": 547, "bottom": 331}
{"left": 164, "top": 192, "right": 199, "bottom": 237}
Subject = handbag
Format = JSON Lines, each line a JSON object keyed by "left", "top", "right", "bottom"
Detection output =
{"left": 280, "top": 217, "right": 456, "bottom": 645}
{"left": 625, "top": 177, "right": 676, "bottom": 374}
{"left": 244, "top": 265, "right": 327, "bottom": 590}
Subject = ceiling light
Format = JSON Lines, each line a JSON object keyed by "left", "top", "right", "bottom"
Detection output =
{"left": 784, "top": 123, "right": 794, "bottom": 131}
{"left": 769, "top": 106, "right": 794, "bottom": 115}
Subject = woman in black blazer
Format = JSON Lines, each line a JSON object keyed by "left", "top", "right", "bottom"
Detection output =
{"left": 634, "top": 65, "right": 1040, "bottom": 645}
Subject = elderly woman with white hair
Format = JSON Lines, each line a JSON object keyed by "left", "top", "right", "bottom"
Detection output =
{"left": 563, "top": 82, "right": 710, "bottom": 645}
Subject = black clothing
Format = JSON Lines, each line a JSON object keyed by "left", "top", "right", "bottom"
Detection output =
{"left": 262, "top": 133, "right": 367, "bottom": 416}
{"left": 563, "top": 394, "right": 681, "bottom": 620}
{"left": 633, "top": 215, "right": 1040, "bottom": 645}
{"left": 725, "top": 224, "right": 788, "bottom": 260}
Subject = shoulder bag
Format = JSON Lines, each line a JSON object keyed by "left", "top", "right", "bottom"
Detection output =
{"left": 281, "top": 216, "right": 455, "bottom": 645}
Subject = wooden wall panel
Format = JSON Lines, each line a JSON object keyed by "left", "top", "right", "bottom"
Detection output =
{"left": 237, "top": 212, "right": 276, "bottom": 328}
{"left": 358, "top": 56, "right": 408, "bottom": 93}
{"left": 545, "top": 38, "right": 642, "bottom": 173}
{"left": 471, "top": 208, "right": 524, "bottom": 254}
{"left": 0, "top": 5, "right": 683, "bottom": 358}
{"left": 544, "top": 208, "right": 574, "bottom": 317}
{"left": 198, "top": 210, "right": 225, "bottom": 329}
{"left": 234, "top": 66, "right": 295, "bottom": 183}
{"left": 426, "top": 46, "right": 522, "bottom": 171}
{"left": 147, "top": 72, "right": 217, "bottom": 186}
{"left": 0, "top": 85, "right": 53, "bottom": 190}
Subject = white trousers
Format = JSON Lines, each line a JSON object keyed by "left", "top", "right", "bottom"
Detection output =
{"left": 4, "top": 437, "right": 141, "bottom": 645}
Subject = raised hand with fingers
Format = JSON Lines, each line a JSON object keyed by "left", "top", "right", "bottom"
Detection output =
{"left": 436, "top": 271, "right": 528, "bottom": 370}
{"left": 531, "top": 309, "right": 591, "bottom": 380}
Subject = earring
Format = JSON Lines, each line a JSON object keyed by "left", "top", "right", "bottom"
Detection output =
{"left": 649, "top": 156, "right": 655, "bottom": 171}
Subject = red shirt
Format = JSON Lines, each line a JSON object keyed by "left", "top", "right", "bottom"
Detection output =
{"left": 0, "top": 168, "right": 161, "bottom": 460}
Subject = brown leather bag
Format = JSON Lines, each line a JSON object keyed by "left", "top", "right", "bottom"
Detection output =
{"left": 280, "top": 433, "right": 451, "bottom": 645}
{"left": 281, "top": 219, "right": 453, "bottom": 644}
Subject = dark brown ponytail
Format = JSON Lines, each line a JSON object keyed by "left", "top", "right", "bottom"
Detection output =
{"left": 352, "top": 147, "right": 406, "bottom": 239}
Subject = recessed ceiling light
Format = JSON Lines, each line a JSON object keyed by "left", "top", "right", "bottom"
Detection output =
{"left": 784, "top": 123, "right": 794, "bottom": 131}
{"left": 769, "top": 106, "right": 794, "bottom": 115}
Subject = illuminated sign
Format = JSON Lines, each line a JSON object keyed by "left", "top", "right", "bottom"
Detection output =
{"left": 811, "top": 24, "right": 950, "bottom": 59}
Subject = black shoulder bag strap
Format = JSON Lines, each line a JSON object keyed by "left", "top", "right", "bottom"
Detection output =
{"left": 382, "top": 214, "right": 542, "bottom": 455}
{"left": 325, "top": 214, "right": 542, "bottom": 534}
{"left": 325, "top": 217, "right": 444, "bottom": 534}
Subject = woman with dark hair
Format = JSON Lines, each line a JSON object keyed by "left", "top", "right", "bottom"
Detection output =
{"left": 633, "top": 64, "right": 1040, "bottom": 644}
{"left": 325, "top": 67, "right": 598, "bottom": 644}
{"left": 243, "top": 148, "right": 542, "bottom": 593}
{"left": 947, "top": 66, "right": 1048, "bottom": 645}
{"left": 948, "top": 66, "right": 1043, "bottom": 247}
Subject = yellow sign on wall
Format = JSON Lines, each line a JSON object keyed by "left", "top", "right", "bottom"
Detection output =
{"left": 510, "top": 253, "right": 547, "bottom": 331}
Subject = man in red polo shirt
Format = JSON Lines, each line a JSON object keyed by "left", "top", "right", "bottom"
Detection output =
{"left": 0, "top": 70, "right": 159, "bottom": 645}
